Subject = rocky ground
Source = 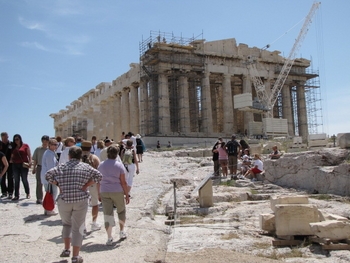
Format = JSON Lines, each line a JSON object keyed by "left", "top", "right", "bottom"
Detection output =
{"left": 1, "top": 147, "right": 350, "bottom": 263}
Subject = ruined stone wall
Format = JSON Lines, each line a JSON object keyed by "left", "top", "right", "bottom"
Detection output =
{"left": 50, "top": 37, "right": 318, "bottom": 141}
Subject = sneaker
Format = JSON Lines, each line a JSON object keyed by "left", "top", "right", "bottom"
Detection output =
{"left": 91, "top": 222, "right": 101, "bottom": 231}
{"left": 106, "top": 237, "right": 113, "bottom": 246}
{"left": 36, "top": 199, "right": 42, "bottom": 204}
{"left": 12, "top": 196, "right": 19, "bottom": 201}
{"left": 60, "top": 249, "right": 70, "bottom": 257}
{"left": 119, "top": 231, "right": 127, "bottom": 240}
{"left": 71, "top": 256, "right": 83, "bottom": 263}
{"left": 26, "top": 194, "right": 31, "bottom": 199}
{"left": 0, "top": 193, "right": 7, "bottom": 198}
{"left": 7, "top": 194, "right": 12, "bottom": 199}
{"left": 251, "top": 178, "right": 257, "bottom": 182}
{"left": 45, "top": 210, "right": 58, "bottom": 216}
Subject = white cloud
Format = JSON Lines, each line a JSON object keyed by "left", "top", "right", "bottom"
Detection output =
{"left": 18, "top": 16, "right": 46, "bottom": 31}
{"left": 20, "top": 41, "right": 51, "bottom": 52}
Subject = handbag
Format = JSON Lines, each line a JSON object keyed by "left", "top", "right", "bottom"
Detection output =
{"left": 16, "top": 148, "right": 30, "bottom": 168}
{"left": 43, "top": 184, "right": 55, "bottom": 211}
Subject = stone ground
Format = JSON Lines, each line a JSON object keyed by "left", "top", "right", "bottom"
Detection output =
{"left": 1, "top": 148, "right": 350, "bottom": 263}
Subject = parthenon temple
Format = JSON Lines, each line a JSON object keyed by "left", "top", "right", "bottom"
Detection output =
{"left": 50, "top": 31, "right": 322, "bottom": 142}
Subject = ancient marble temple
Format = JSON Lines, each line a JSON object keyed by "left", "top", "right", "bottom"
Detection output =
{"left": 50, "top": 32, "right": 319, "bottom": 141}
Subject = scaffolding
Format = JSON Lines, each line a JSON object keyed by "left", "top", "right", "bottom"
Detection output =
{"left": 139, "top": 31, "right": 205, "bottom": 136}
{"left": 305, "top": 73, "right": 323, "bottom": 134}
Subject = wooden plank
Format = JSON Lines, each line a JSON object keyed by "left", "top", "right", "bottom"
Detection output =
{"left": 322, "top": 244, "right": 350, "bottom": 250}
{"left": 272, "top": 240, "right": 303, "bottom": 246}
{"left": 309, "top": 237, "right": 331, "bottom": 245}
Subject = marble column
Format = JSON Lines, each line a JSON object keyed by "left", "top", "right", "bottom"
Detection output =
{"left": 297, "top": 83, "right": 308, "bottom": 142}
{"left": 85, "top": 108, "right": 94, "bottom": 139}
{"left": 242, "top": 76, "right": 253, "bottom": 136}
{"left": 129, "top": 83, "right": 140, "bottom": 134}
{"left": 139, "top": 79, "right": 149, "bottom": 135}
{"left": 179, "top": 75, "right": 190, "bottom": 134}
{"left": 122, "top": 87, "right": 130, "bottom": 133}
{"left": 99, "top": 100, "right": 107, "bottom": 139}
{"left": 201, "top": 72, "right": 213, "bottom": 134}
{"left": 282, "top": 84, "right": 294, "bottom": 136}
{"left": 158, "top": 73, "right": 171, "bottom": 134}
{"left": 222, "top": 74, "right": 233, "bottom": 134}
{"left": 106, "top": 97, "right": 115, "bottom": 139}
{"left": 114, "top": 92, "right": 122, "bottom": 141}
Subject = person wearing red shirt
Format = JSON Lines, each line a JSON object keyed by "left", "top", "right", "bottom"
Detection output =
{"left": 10, "top": 134, "right": 32, "bottom": 201}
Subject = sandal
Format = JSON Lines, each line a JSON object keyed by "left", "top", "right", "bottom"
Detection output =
{"left": 60, "top": 249, "right": 70, "bottom": 257}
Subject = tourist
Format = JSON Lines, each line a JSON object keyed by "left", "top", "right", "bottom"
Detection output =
{"left": 55, "top": 136, "right": 64, "bottom": 161}
{"left": 0, "top": 149, "right": 9, "bottom": 185}
{"left": 75, "top": 137, "right": 82, "bottom": 147}
{"left": 167, "top": 141, "right": 172, "bottom": 148}
{"left": 211, "top": 139, "right": 222, "bottom": 177}
{"left": 90, "top": 135, "right": 97, "bottom": 154}
{"left": 239, "top": 139, "right": 250, "bottom": 156}
{"left": 99, "top": 138, "right": 112, "bottom": 162}
{"left": 59, "top": 137, "right": 75, "bottom": 164}
{"left": 120, "top": 131, "right": 125, "bottom": 141}
{"left": 214, "top": 141, "right": 228, "bottom": 177}
{"left": 11, "top": 134, "right": 31, "bottom": 201}
{"left": 244, "top": 153, "right": 263, "bottom": 182}
{"left": 0, "top": 132, "right": 13, "bottom": 199}
{"left": 120, "top": 139, "right": 139, "bottom": 195}
{"left": 156, "top": 141, "right": 161, "bottom": 149}
{"left": 226, "top": 134, "right": 242, "bottom": 178}
{"left": 97, "top": 145, "right": 130, "bottom": 245}
{"left": 41, "top": 138, "right": 59, "bottom": 215}
{"left": 240, "top": 149, "right": 252, "bottom": 176}
{"left": 32, "top": 135, "right": 50, "bottom": 204}
{"left": 45, "top": 146, "right": 102, "bottom": 263}
{"left": 135, "top": 134, "right": 144, "bottom": 162}
{"left": 81, "top": 141, "right": 101, "bottom": 231}
{"left": 269, "top": 145, "right": 281, "bottom": 159}
{"left": 94, "top": 140, "right": 104, "bottom": 159}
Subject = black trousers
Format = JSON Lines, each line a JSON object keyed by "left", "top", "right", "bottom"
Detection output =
{"left": 1, "top": 163, "right": 14, "bottom": 195}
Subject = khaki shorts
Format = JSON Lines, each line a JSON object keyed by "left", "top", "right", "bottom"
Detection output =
{"left": 89, "top": 183, "right": 99, "bottom": 206}
{"left": 228, "top": 155, "right": 238, "bottom": 169}
{"left": 100, "top": 192, "right": 126, "bottom": 225}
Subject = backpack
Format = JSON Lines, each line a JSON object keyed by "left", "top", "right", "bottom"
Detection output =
{"left": 226, "top": 140, "right": 239, "bottom": 156}
{"left": 82, "top": 154, "right": 93, "bottom": 166}
{"left": 122, "top": 148, "right": 134, "bottom": 165}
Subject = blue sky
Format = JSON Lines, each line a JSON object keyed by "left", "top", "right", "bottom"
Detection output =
{"left": 1, "top": 0, "right": 349, "bottom": 150}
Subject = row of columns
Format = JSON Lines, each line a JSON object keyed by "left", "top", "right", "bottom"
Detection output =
{"left": 55, "top": 72, "right": 309, "bottom": 141}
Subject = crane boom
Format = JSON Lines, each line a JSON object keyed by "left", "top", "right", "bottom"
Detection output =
{"left": 266, "top": 1, "right": 320, "bottom": 118}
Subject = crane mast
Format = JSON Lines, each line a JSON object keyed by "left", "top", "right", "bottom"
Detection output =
{"left": 266, "top": 1, "right": 320, "bottom": 118}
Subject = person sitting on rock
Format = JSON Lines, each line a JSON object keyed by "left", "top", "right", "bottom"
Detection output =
{"left": 244, "top": 153, "right": 263, "bottom": 182}
{"left": 269, "top": 145, "right": 281, "bottom": 159}
{"left": 240, "top": 149, "right": 251, "bottom": 176}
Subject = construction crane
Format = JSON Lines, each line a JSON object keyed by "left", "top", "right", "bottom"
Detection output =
{"left": 237, "top": 1, "right": 320, "bottom": 119}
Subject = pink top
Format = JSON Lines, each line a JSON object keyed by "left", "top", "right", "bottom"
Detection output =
{"left": 217, "top": 146, "right": 228, "bottom": 160}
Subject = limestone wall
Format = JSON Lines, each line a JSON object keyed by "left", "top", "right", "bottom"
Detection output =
{"left": 264, "top": 148, "right": 350, "bottom": 195}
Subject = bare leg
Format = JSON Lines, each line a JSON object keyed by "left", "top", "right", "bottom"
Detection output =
{"left": 64, "top": 237, "right": 70, "bottom": 250}
{"left": 92, "top": 205, "right": 98, "bottom": 222}
{"left": 106, "top": 226, "right": 113, "bottom": 239}
{"left": 72, "top": 246, "right": 80, "bottom": 257}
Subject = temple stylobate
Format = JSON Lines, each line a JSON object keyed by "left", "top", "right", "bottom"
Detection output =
{"left": 50, "top": 31, "right": 321, "bottom": 142}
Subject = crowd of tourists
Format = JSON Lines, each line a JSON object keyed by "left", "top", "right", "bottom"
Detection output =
{"left": 0, "top": 131, "right": 145, "bottom": 263}
{"left": 211, "top": 134, "right": 281, "bottom": 181}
